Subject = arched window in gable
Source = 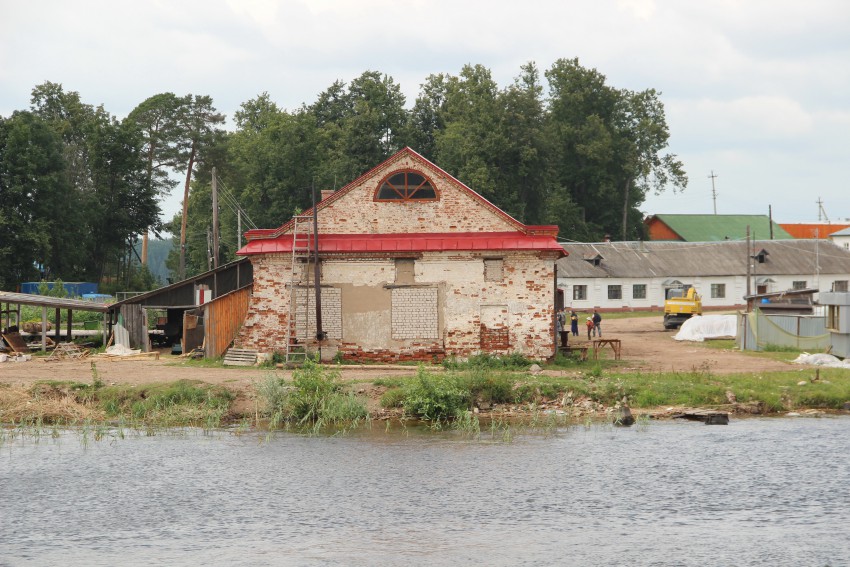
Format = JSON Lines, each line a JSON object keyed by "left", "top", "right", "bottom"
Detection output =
{"left": 375, "top": 170, "right": 438, "bottom": 201}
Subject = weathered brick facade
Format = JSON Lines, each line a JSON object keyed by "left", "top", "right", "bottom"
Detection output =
{"left": 236, "top": 148, "right": 563, "bottom": 362}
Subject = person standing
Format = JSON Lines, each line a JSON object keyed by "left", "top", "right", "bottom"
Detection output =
{"left": 557, "top": 308, "right": 568, "bottom": 348}
{"left": 585, "top": 316, "right": 594, "bottom": 340}
{"left": 592, "top": 310, "right": 602, "bottom": 337}
{"left": 570, "top": 311, "right": 579, "bottom": 336}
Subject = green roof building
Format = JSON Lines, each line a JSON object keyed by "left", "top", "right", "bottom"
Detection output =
{"left": 644, "top": 214, "right": 793, "bottom": 242}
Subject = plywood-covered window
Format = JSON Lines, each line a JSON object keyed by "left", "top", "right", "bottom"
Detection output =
{"left": 484, "top": 258, "right": 503, "bottom": 282}
{"left": 395, "top": 259, "right": 415, "bottom": 284}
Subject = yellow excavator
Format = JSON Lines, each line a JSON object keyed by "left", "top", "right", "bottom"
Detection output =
{"left": 663, "top": 286, "right": 702, "bottom": 329}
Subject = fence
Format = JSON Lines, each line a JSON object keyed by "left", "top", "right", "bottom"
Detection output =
{"left": 737, "top": 309, "right": 829, "bottom": 352}
{"left": 203, "top": 285, "right": 252, "bottom": 358}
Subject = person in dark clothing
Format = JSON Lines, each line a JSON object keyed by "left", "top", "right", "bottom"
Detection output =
{"left": 557, "top": 308, "right": 569, "bottom": 348}
{"left": 592, "top": 310, "right": 602, "bottom": 337}
{"left": 570, "top": 311, "right": 579, "bottom": 336}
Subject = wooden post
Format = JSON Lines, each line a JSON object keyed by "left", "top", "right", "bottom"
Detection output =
{"left": 41, "top": 306, "right": 47, "bottom": 352}
{"left": 55, "top": 308, "right": 61, "bottom": 342}
{"left": 67, "top": 309, "right": 73, "bottom": 342}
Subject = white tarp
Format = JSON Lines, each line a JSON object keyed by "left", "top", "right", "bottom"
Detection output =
{"left": 673, "top": 315, "right": 737, "bottom": 342}
{"left": 792, "top": 353, "right": 850, "bottom": 368}
{"left": 105, "top": 344, "right": 141, "bottom": 356}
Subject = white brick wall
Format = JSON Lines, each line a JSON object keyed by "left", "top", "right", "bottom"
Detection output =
{"left": 391, "top": 287, "right": 438, "bottom": 339}
{"left": 294, "top": 287, "right": 342, "bottom": 340}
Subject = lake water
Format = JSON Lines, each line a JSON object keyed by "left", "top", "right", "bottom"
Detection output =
{"left": 1, "top": 417, "right": 849, "bottom": 566}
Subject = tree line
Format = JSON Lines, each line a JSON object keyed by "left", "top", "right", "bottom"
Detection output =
{"left": 0, "top": 59, "right": 687, "bottom": 291}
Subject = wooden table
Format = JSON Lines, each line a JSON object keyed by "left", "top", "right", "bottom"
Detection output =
{"left": 559, "top": 345, "right": 589, "bottom": 361}
{"left": 592, "top": 338, "right": 622, "bottom": 360}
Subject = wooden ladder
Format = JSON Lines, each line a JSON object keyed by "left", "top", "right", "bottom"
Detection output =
{"left": 285, "top": 215, "right": 314, "bottom": 364}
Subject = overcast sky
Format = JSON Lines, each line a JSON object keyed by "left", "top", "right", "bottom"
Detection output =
{"left": 2, "top": 0, "right": 848, "bottom": 226}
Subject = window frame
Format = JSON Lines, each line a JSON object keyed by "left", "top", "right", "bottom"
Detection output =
{"left": 573, "top": 285, "right": 587, "bottom": 301}
{"left": 632, "top": 284, "right": 647, "bottom": 300}
{"left": 792, "top": 280, "right": 807, "bottom": 290}
{"left": 608, "top": 285, "right": 622, "bottom": 300}
{"left": 374, "top": 169, "right": 439, "bottom": 202}
{"left": 711, "top": 283, "right": 726, "bottom": 299}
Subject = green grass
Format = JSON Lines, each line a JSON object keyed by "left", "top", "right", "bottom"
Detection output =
{"left": 255, "top": 358, "right": 368, "bottom": 431}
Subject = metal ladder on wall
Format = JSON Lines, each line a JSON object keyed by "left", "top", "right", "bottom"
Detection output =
{"left": 284, "top": 215, "right": 315, "bottom": 363}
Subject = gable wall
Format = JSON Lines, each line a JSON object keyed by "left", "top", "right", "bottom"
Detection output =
{"left": 645, "top": 218, "right": 681, "bottom": 241}
{"left": 309, "top": 154, "right": 519, "bottom": 235}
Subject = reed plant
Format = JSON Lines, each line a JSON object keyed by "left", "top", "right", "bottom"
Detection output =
{"left": 255, "top": 357, "right": 368, "bottom": 431}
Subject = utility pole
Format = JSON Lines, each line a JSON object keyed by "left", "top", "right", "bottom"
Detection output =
{"left": 311, "top": 184, "right": 325, "bottom": 346}
{"left": 745, "top": 225, "right": 751, "bottom": 298}
{"left": 206, "top": 226, "right": 212, "bottom": 271}
{"left": 768, "top": 205, "right": 774, "bottom": 240}
{"left": 237, "top": 210, "right": 242, "bottom": 250}
{"left": 708, "top": 171, "right": 718, "bottom": 214}
{"left": 212, "top": 167, "right": 219, "bottom": 269}
{"left": 817, "top": 197, "right": 830, "bottom": 222}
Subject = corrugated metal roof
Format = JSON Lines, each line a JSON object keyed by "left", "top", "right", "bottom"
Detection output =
{"left": 556, "top": 240, "right": 850, "bottom": 278}
{"left": 0, "top": 291, "right": 110, "bottom": 312}
{"left": 238, "top": 232, "right": 566, "bottom": 256}
{"left": 647, "top": 214, "right": 793, "bottom": 241}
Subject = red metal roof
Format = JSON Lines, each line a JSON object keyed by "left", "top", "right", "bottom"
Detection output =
{"left": 237, "top": 232, "right": 566, "bottom": 256}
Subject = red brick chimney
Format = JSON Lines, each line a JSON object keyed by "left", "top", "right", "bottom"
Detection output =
{"left": 321, "top": 189, "right": 335, "bottom": 201}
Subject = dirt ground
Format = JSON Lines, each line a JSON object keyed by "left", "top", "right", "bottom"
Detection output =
{"left": 0, "top": 315, "right": 796, "bottom": 396}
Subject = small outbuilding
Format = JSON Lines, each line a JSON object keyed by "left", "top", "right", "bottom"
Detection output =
{"left": 820, "top": 281, "right": 850, "bottom": 358}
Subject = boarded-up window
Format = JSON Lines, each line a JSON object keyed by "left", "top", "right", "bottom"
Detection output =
{"left": 391, "top": 287, "right": 438, "bottom": 339}
{"left": 480, "top": 305, "right": 510, "bottom": 351}
{"left": 484, "top": 258, "right": 503, "bottom": 282}
{"left": 294, "top": 287, "right": 342, "bottom": 340}
{"left": 395, "top": 259, "right": 415, "bottom": 284}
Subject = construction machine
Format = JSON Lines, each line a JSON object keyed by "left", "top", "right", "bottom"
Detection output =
{"left": 663, "top": 286, "right": 702, "bottom": 329}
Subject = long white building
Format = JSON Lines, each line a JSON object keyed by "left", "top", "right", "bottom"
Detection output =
{"left": 556, "top": 240, "right": 850, "bottom": 312}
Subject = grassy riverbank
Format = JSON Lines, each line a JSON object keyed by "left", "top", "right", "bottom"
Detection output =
{"left": 2, "top": 355, "right": 849, "bottom": 432}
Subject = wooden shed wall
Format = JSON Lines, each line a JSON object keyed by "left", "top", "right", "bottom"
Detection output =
{"left": 204, "top": 286, "right": 252, "bottom": 358}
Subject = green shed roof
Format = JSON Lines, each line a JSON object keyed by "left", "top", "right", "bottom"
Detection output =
{"left": 650, "top": 214, "right": 793, "bottom": 241}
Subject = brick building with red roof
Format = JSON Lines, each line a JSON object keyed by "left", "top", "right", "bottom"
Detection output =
{"left": 235, "top": 148, "right": 565, "bottom": 362}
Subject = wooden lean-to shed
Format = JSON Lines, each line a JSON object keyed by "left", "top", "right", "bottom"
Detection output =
{"left": 234, "top": 147, "right": 565, "bottom": 363}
